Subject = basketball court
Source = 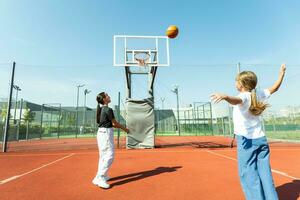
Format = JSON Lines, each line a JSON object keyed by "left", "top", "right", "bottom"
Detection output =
{"left": 1, "top": 2, "right": 300, "bottom": 200}
{"left": 0, "top": 136, "right": 300, "bottom": 200}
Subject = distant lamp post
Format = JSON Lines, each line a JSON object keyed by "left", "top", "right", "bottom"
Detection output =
{"left": 160, "top": 97, "right": 165, "bottom": 110}
{"left": 13, "top": 85, "right": 21, "bottom": 123}
{"left": 83, "top": 89, "right": 91, "bottom": 134}
{"left": 76, "top": 84, "right": 85, "bottom": 137}
{"left": 171, "top": 85, "right": 180, "bottom": 135}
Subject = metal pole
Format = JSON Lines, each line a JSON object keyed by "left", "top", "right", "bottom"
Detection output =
{"left": 161, "top": 98, "right": 165, "bottom": 110}
{"left": 83, "top": 89, "right": 90, "bottom": 135}
{"left": 26, "top": 121, "right": 29, "bottom": 140}
{"left": 228, "top": 105, "right": 233, "bottom": 135}
{"left": 272, "top": 115, "right": 276, "bottom": 133}
{"left": 13, "top": 89, "right": 18, "bottom": 123}
{"left": 75, "top": 84, "right": 84, "bottom": 138}
{"left": 12, "top": 85, "right": 21, "bottom": 124}
{"left": 161, "top": 98, "right": 165, "bottom": 133}
{"left": 76, "top": 86, "right": 79, "bottom": 138}
{"left": 237, "top": 62, "right": 241, "bottom": 74}
{"left": 17, "top": 98, "right": 23, "bottom": 141}
{"left": 117, "top": 92, "right": 121, "bottom": 148}
{"left": 222, "top": 117, "right": 225, "bottom": 136}
{"left": 184, "top": 110, "right": 186, "bottom": 134}
{"left": 203, "top": 104, "right": 206, "bottom": 135}
{"left": 209, "top": 102, "right": 213, "bottom": 135}
{"left": 196, "top": 106, "right": 200, "bottom": 135}
{"left": 176, "top": 87, "right": 180, "bottom": 136}
{"left": 49, "top": 107, "right": 53, "bottom": 138}
{"left": 83, "top": 92, "right": 86, "bottom": 134}
{"left": 3, "top": 62, "right": 16, "bottom": 153}
{"left": 40, "top": 104, "right": 44, "bottom": 139}
{"left": 58, "top": 104, "right": 61, "bottom": 138}
{"left": 230, "top": 62, "right": 241, "bottom": 145}
{"left": 192, "top": 107, "right": 195, "bottom": 135}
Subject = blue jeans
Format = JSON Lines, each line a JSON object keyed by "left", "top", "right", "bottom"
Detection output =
{"left": 236, "top": 135, "right": 278, "bottom": 200}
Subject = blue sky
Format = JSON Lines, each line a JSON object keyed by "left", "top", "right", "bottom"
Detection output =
{"left": 0, "top": 0, "right": 300, "bottom": 111}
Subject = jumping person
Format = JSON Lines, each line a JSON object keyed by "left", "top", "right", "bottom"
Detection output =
{"left": 92, "top": 92, "right": 129, "bottom": 189}
{"left": 211, "top": 64, "right": 286, "bottom": 200}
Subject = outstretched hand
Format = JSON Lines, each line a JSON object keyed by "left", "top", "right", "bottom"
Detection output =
{"left": 210, "top": 93, "right": 227, "bottom": 103}
{"left": 280, "top": 63, "right": 286, "bottom": 74}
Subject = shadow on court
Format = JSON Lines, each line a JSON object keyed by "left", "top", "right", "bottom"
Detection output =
{"left": 155, "top": 142, "right": 229, "bottom": 149}
{"left": 276, "top": 180, "right": 300, "bottom": 200}
{"left": 110, "top": 166, "right": 182, "bottom": 187}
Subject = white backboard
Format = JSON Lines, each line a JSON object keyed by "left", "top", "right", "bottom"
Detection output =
{"left": 113, "top": 35, "right": 170, "bottom": 67}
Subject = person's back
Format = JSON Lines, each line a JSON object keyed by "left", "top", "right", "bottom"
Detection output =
{"left": 233, "top": 89, "right": 270, "bottom": 139}
{"left": 211, "top": 64, "right": 286, "bottom": 200}
{"left": 98, "top": 106, "right": 114, "bottom": 128}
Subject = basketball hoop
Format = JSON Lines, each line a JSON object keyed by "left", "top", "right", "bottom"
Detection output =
{"left": 134, "top": 52, "right": 150, "bottom": 67}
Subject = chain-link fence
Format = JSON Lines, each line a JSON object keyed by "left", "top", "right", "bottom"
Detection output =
{"left": 263, "top": 106, "right": 300, "bottom": 141}
{"left": 2, "top": 99, "right": 300, "bottom": 147}
{"left": 0, "top": 100, "right": 99, "bottom": 141}
{"left": 1, "top": 63, "right": 300, "bottom": 148}
{"left": 154, "top": 102, "right": 215, "bottom": 136}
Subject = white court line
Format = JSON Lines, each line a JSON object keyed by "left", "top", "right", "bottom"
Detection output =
{"left": 205, "top": 150, "right": 237, "bottom": 161}
{"left": 0, "top": 152, "right": 79, "bottom": 157}
{"left": 0, "top": 150, "right": 214, "bottom": 157}
{"left": 205, "top": 150, "right": 300, "bottom": 180}
{"left": 270, "top": 169, "right": 300, "bottom": 180}
{"left": 0, "top": 153, "right": 75, "bottom": 185}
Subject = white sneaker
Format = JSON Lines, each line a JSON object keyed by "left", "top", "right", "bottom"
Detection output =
{"left": 92, "top": 178, "right": 99, "bottom": 185}
{"left": 92, "top": 178, "right": 110, "bottom": 189}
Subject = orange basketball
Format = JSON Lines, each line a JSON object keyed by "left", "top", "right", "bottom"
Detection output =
{"left": 166, "top": 25, "right": 179, "bottom": 38}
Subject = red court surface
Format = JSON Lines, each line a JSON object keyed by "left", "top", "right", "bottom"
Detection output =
{"left": 0, "top": 136, "right": 299, "bottom": 200}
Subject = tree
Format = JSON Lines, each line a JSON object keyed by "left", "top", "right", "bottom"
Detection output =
{"left": 66, "top": 113, "right": 76, "bottom": 127}
{"left": 0, "top": 103, "right": 8, "bottom": 123}
{"left": 23, "top": 106, "right": 35, "bottom": 139}
{"left": 23, "top": 107, "right": 35, "bottom": 123}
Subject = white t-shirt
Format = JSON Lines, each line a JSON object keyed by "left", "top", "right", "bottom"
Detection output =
{"left": 233, "top": 89, "right": 271, "bottom": 139}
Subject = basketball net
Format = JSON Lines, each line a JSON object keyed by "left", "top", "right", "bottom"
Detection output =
{"left": 134, "top": 52, "right": 150, "bottom": 72}
{"left": 136, "top": 58, "right": 147, "bottom": 66}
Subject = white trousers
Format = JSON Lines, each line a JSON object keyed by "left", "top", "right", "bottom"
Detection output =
{"left": 95, "top": 127, "right": 115, "bottom": 179}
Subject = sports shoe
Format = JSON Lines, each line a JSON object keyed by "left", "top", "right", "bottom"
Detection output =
{"left": 92, "top": 178, "right": 110, "bottom": 189}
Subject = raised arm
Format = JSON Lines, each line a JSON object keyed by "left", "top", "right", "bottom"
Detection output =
{"left": 211, "top": 93, "right": 242, "bottom": 105}
{"left": 268, "top": 64, "right": 286, "bottom": 94}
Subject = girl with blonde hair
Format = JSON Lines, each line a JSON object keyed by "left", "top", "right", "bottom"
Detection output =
{"left": 211, "top": 64, "right": 286, "bottom": 200}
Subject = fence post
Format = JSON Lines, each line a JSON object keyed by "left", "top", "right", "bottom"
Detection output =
{"left": 222, "top": 117, "right": 225, "bottom": 136}
{"left": 26, "top": 121, "right": 29, "bottom": 140}
{"left": 209, "top": 102, "right": 213, "bottom": 135}
{"left": 2, "top": 62, "right": 16, "bottom": 152}
{"left": 228, "top": 105, "right": 232, "bottom": 136}
{"left": 272, "top": 115, "right": 276, "bottom": 133}
{"left": 117, "top": 92, "right": 121, "bottom": 148}
{"left": 16, "top": 98, "right": 23, "bottom": 141}
{"left": 40, "top": 104, "right": 44, "bottom": 139}
{"left": 58, "top": 104, "right": 61, "bottom": 138}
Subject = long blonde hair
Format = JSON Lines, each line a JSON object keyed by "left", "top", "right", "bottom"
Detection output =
{"left": 236, "top": 71, "right": 268, "bottom": 116}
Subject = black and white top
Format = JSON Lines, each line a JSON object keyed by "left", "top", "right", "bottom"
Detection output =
{"left": 98, "top": 106, "right": 115, "bottom": 128}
